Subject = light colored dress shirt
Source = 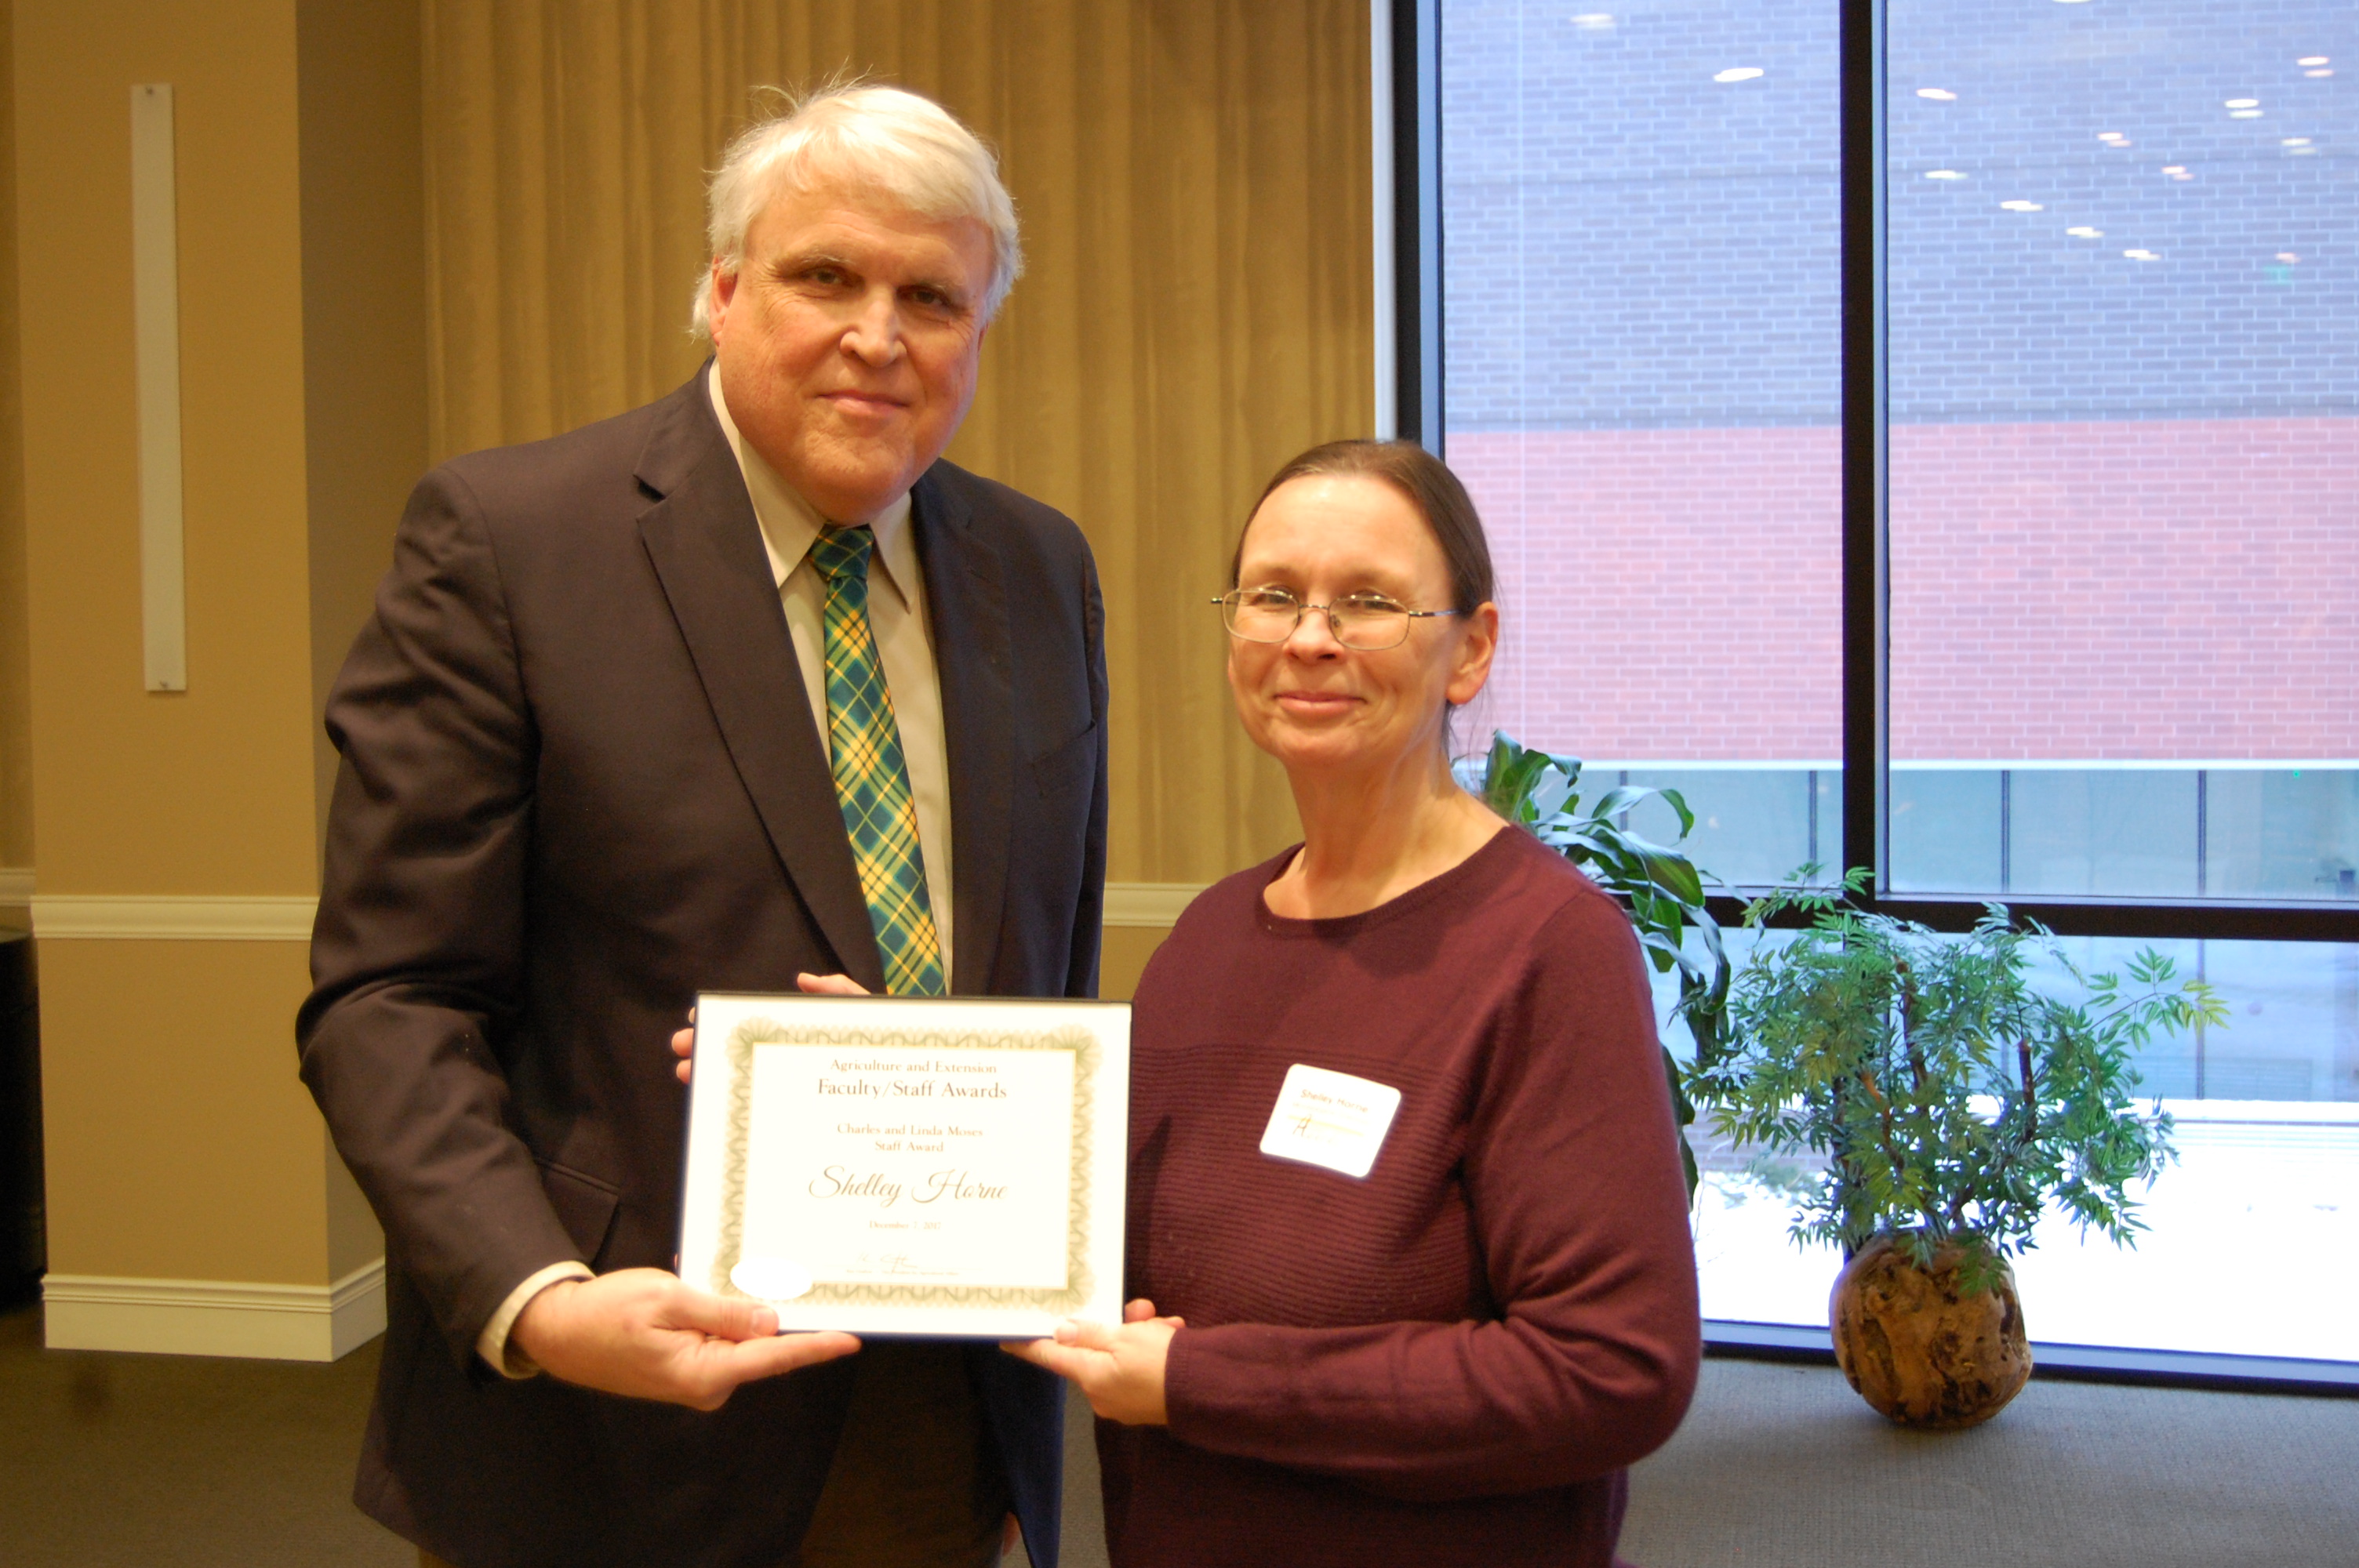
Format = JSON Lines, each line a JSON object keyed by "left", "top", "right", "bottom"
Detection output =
{"left": 475, "top": 366, "right": 958, "bottom": 1376}
{"left": 705, "top": 365, "right": 957, "bottom": 979}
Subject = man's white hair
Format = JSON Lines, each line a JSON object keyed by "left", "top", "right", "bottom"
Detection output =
{"left": 690, "top": 82, "right": 1023, "bottom": 338}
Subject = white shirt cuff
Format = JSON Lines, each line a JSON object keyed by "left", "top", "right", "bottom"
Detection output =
{"left": 477, "top": 1261, "right": 596, "bottom": 1378}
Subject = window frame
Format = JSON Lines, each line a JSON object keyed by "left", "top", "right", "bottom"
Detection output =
{"left": 1391, "top": 0, "right": 2359, "bottom": 1389}
{"left": 1387, "top": 0, "right": 2359, "bottom": 942}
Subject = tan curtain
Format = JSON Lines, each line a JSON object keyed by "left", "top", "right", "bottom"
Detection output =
{"left": 423, "top": 0, "right": 1373, "bottom": 884}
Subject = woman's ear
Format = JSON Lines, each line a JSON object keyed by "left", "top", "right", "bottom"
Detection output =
{"left": 1445, "top": 601, "right": 1499, "bottom": 708}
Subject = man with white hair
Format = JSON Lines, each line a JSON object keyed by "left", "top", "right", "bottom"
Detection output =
{"left": 300, "top": 85, "right": 1101, "bottom": 1568}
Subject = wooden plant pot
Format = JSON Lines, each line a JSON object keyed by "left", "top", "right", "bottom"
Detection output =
{"left": 1829, "top": 1234, "right": 2032, "bottom": 1429}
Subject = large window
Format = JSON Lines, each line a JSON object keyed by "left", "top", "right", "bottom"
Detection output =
{"left": 1412, "top": 0, "right": 2357, "bottom": 1380}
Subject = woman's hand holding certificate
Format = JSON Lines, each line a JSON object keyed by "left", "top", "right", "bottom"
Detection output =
{"left": 1001, "top": 1298, "right": 1183, "bottom": 1425}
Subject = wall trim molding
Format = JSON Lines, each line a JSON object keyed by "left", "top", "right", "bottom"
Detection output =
{"left": 1104, "top": 882, "right": 1204, "bottom": 928}
{"left": 27, "top": 886, "right": 1198, "bottom": 938}
{"left": 42, "top": 1257, "right": 386, "bottom": 1361}
{"left": 30, "top": 894, "right": 318, "bottom": 941}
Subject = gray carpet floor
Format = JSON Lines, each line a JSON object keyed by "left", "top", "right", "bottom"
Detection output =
{"left": 5, "top": 1301, "right": 2353, "bottom": 1566}
{"left": 1619, "top": 1359, "right": 2359, "bottom": 1568}
{"left": 0, "top": 1300, "right": 407, "bottom": 1566}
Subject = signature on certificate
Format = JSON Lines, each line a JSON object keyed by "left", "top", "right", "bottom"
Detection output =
{"left": 852, "top": 1251, "right": 944, "bottom": 1278}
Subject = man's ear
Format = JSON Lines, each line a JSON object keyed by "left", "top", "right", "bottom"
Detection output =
{"left": 707, "top": 260, "right": 739, "bottom": 340}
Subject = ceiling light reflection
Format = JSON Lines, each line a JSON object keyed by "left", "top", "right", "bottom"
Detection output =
{"left": 1925, "top": 169, "right": 1968, "bottom": 180}
{"left": 2000, "top": 200, "right": 2045, "bottom": 211}
{"left": 1713, "top": 67, "right": 1765, "bottom": 83}
{"left": 2124, "top": 249, "right": 2160, "bottom": 261}
{"left": 2066, "top": 227, "right": 2103, "bottom": 238}
{"left": 1917, "top": 88, "right": 1957, "bottom": 101}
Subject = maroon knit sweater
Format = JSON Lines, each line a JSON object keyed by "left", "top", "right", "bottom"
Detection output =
{"left": 1096, "top": 826, "right": 1700, "bottom": 1568}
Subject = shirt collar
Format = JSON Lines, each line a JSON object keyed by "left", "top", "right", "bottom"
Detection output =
{"left": 706, "top": 364, "right": 918, "bottom": 607}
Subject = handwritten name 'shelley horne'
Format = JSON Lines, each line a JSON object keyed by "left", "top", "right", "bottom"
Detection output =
{"left": 808, "top": 1166, "right": 1010, "bottom": 1208}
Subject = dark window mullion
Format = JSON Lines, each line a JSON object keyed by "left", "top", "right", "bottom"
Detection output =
{"left": 1840, "top": 0, "right": 1888, "bottom": 901}
{"left": 1390, "top": 0, "right": 1441, "bottom": 453}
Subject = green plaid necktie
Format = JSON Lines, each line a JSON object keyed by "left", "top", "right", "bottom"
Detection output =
{"left": 809, "top": 525, "right": 947, "bottom": 997}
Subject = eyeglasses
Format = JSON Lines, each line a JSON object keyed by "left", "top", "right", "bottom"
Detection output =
{"left": 1212, "top": 587, "right": 1463, "bottom": 652}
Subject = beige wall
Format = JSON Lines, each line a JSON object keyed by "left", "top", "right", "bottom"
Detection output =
{"left": 0, "top": 0, "right": 33, "bottom": 878}
{"left": 18, "top": 2, "right": 318, "bottom": 899}
{"left": 14, "top": 0, "right": 420, "bottom": 1298}
{"left": 37, "top": 940, "right": 330, "bottom": 1279}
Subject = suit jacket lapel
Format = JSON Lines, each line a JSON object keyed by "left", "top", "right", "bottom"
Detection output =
{"left": 911, "top": 468, "right": 1014, "bottom": 996}
{"left": 632, "top": 376, "right": 885, "bottom": 990}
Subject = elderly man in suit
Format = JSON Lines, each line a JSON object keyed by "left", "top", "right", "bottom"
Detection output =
{"left": 298, "top": 84, "right": 1103, "bottom": 1568}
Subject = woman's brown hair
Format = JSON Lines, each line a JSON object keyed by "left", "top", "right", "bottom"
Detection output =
{"left": 1229, "top": 440, "right": 1496, "bottom": 613}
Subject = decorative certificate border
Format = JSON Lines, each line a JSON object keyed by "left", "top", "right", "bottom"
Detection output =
{"left": 707, "top": 1019, "right": 1101, "bottom": 1313}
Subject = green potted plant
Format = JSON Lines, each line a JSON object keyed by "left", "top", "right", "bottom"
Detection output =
{"left": 1470, "top": 734, "right": 1730, "bottom": 1196}
{"left": 1688, "top": 873, "right": 2224, "bottom": 1428}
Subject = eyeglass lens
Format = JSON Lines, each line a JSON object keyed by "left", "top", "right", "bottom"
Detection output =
{"left": 1222, "top": 591, "right": 1412, "bottom": 650}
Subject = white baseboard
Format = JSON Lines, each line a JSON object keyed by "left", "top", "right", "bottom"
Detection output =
{"left": 42, "top": 1257, "right": 385, "bottom": 1360}
{"left": 1103, "top": 882, "right": 1204, "bottom": 928}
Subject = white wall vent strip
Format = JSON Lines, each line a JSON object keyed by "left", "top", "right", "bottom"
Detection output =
{"left": 132, "top": 83, "right": 187, "bottom": 693}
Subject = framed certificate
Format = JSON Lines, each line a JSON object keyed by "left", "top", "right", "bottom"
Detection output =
{"left": 677, "top": 993, "right": 1130, "bottom": 1338}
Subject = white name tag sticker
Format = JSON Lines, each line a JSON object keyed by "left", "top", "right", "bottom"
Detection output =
{"left": 1258, "top": 1064, "right": 1403, "bottom": 1180}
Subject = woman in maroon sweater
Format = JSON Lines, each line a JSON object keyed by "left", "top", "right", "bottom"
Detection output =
{"left": 1008, "top": 441, "right": 1700, "bottom": 1566}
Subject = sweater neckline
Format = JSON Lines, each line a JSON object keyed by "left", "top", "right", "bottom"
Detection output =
{"left": 1253, "top": 823, "right": 1526, "bottom": 938}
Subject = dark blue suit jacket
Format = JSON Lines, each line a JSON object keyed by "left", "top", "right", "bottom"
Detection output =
{"left": 298, "top": 368, "right": 1105, "bottom": 1567}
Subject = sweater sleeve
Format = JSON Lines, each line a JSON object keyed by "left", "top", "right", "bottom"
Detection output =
{"left": 1158, "top": 889, "right": 1703, "bottom": 1502}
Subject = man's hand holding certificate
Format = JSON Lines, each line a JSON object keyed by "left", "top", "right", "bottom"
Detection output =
{"left": 678, "top": 993, "right": 1131, "bottom": 1339}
